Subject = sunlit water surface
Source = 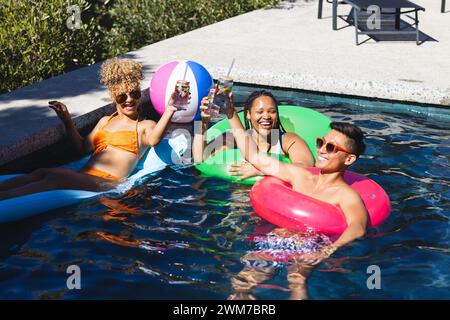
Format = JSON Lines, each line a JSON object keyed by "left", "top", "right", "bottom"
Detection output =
{"left": 0, "top": 85, "right": 448, "bottom": 299}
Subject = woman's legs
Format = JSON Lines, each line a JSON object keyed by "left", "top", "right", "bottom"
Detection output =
{"left": 0, "top": 168, "right": 52, "bottom": 191}
{"left": 0, "top": 168, "right": 115, "bottom": 200}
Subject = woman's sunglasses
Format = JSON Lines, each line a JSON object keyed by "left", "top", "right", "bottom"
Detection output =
{"left": 115, "top": 90, "right": 141, "bottom": 104}
{"left": 316, "top": 137, "right": 353, "bottom": 154}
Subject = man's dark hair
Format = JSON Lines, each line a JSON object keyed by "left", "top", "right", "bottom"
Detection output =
{"left": 244, "top": 90, "right": 286, "bottom": 133}
{"left": 330, "top": 122, "right": 366, "bottom": 157}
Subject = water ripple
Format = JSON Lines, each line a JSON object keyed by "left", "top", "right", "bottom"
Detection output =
{"left": 1, "top": 97, "right": 449, "bottom": 299}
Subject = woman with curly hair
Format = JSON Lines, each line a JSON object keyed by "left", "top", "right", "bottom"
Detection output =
{"left": 0, "top": 58, "right": 181, "bottom": 200}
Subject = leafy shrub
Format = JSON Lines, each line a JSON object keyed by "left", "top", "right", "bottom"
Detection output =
{"left": 0, "top": 0, "right": 99, "bottom": 93}
{"left": 102, "top": 0, "right": 280, "bottom": 57}
{"left": 0, "top": 0, "right": 280, "bottom": 94}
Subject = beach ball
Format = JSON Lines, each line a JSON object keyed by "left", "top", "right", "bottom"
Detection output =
{"left": 150, "top": 60, "right": 213, "bottom": 123}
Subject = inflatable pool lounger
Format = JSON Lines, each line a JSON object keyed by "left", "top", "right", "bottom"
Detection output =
{"left": 0, "top": 135, "right": 187, "bottom": 223}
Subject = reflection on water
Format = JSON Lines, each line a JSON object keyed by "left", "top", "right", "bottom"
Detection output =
{"left": 0, "top": 87, "right": 449, "bottom": 299}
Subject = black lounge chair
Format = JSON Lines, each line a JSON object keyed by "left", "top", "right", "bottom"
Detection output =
{"left": 443, "top": 0, "right": 447, "bottom": 13}
{"left": 318, "top": 0, "right": 426, "bottom": 45}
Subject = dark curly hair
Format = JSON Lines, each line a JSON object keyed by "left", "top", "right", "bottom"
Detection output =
{"left": 243, "top": 90, "right": 286, "bottom": 133}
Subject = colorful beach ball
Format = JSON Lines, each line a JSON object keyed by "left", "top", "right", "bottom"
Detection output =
{"left": 150, "top": 60, "right": 213, "bottom": 123}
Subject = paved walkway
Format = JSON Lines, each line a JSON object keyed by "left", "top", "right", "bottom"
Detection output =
{"left": 1, "top": 0, "right": 449, "bottom": 165}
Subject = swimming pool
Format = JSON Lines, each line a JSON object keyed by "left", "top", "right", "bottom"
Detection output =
{"left": 0, "top": 84, "right": 449, "bottom": 299}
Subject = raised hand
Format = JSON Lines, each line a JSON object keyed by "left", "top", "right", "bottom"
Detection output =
{"left": 48, "top": 100, "right": 71, "bottom": 123}
{"left": 223, "top": 92, "right": 235, "bottom": 119}
{"left": 229, "top": 161, "right": 262, "bottom": 181}
{"left": 200, "top": 96, "right": 212, "bottom": 123}
{"left": 167, "top": 90, "right": 191, "bottom": 112}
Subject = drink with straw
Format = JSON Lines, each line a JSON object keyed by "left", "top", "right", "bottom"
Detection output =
{"left": 212, "top": 76, "right": 233, "bottom": 113}
{"left": 206, "top": 88, "right": 220, "bottom": 118}
{"left": 173, "top": 80, "right": 190, "bottom": 110}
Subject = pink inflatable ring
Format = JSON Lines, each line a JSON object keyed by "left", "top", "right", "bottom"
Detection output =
{"left": 250, "top": 168, "right": 391, "bottom": 235}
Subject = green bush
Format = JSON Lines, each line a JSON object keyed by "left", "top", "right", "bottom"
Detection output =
{"left": 0, "top": 0, "right": 99, "bottom": 93}
{"left": 0, "top": 0, "right": 280, "bottom": 94}
{"left": 102, "top": 0, "right": 280, "bottom": 58}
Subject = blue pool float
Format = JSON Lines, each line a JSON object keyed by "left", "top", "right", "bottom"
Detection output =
{"left": 0, "top": 135, "right": 188, "bottom": 223}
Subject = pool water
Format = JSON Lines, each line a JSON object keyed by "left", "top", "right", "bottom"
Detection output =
{"left": 0, "top": 85, "right": 449, "bottom": 299}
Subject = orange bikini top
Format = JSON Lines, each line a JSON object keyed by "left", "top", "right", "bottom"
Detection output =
{"left": 92, "top": 112, "right": 141, "bottom": 158}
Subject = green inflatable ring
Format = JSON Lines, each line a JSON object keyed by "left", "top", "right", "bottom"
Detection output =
{"left": 194, "top": 105, "right": 331, "bottom": 185}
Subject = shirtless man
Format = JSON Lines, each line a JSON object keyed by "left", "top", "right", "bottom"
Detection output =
{"left": 225, "top": 93, "right": 369, "bottom": 299}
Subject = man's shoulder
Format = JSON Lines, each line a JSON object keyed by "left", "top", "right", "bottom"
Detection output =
{"left": 338, "top": 183, "right": 363, "bottom": 202}
{"left": 335, "top": 183, "right": 367, "bottom": 215}
{"left": 289, "top": 164, "right": 315, "bottom": 180}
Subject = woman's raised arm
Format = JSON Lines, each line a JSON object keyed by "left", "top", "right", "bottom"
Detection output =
{"left": 225, "top": 94, "right": 307, "bottom": 184}
{"left": 49, "top": 101, "right": 87, "bottom": 155}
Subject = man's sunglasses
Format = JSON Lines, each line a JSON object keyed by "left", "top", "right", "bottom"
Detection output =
{"left": 115, "top": 90, "right": 141, "bottom": 104}
{"left": 316, "top": 137, "right": 353, "bottom": 154}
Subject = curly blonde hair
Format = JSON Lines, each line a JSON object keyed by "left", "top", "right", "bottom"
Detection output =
{"left": 100, "top": 58, "right": 144, "bottom": 90}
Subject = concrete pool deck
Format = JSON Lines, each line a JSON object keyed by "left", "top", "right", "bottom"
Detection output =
{"left": 1, "top": 0, "right": 449, "bottom": 166}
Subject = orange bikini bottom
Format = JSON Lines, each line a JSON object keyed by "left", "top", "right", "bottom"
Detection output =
{"left": 82, "top": 167, "right": 122, "bottom": 182}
